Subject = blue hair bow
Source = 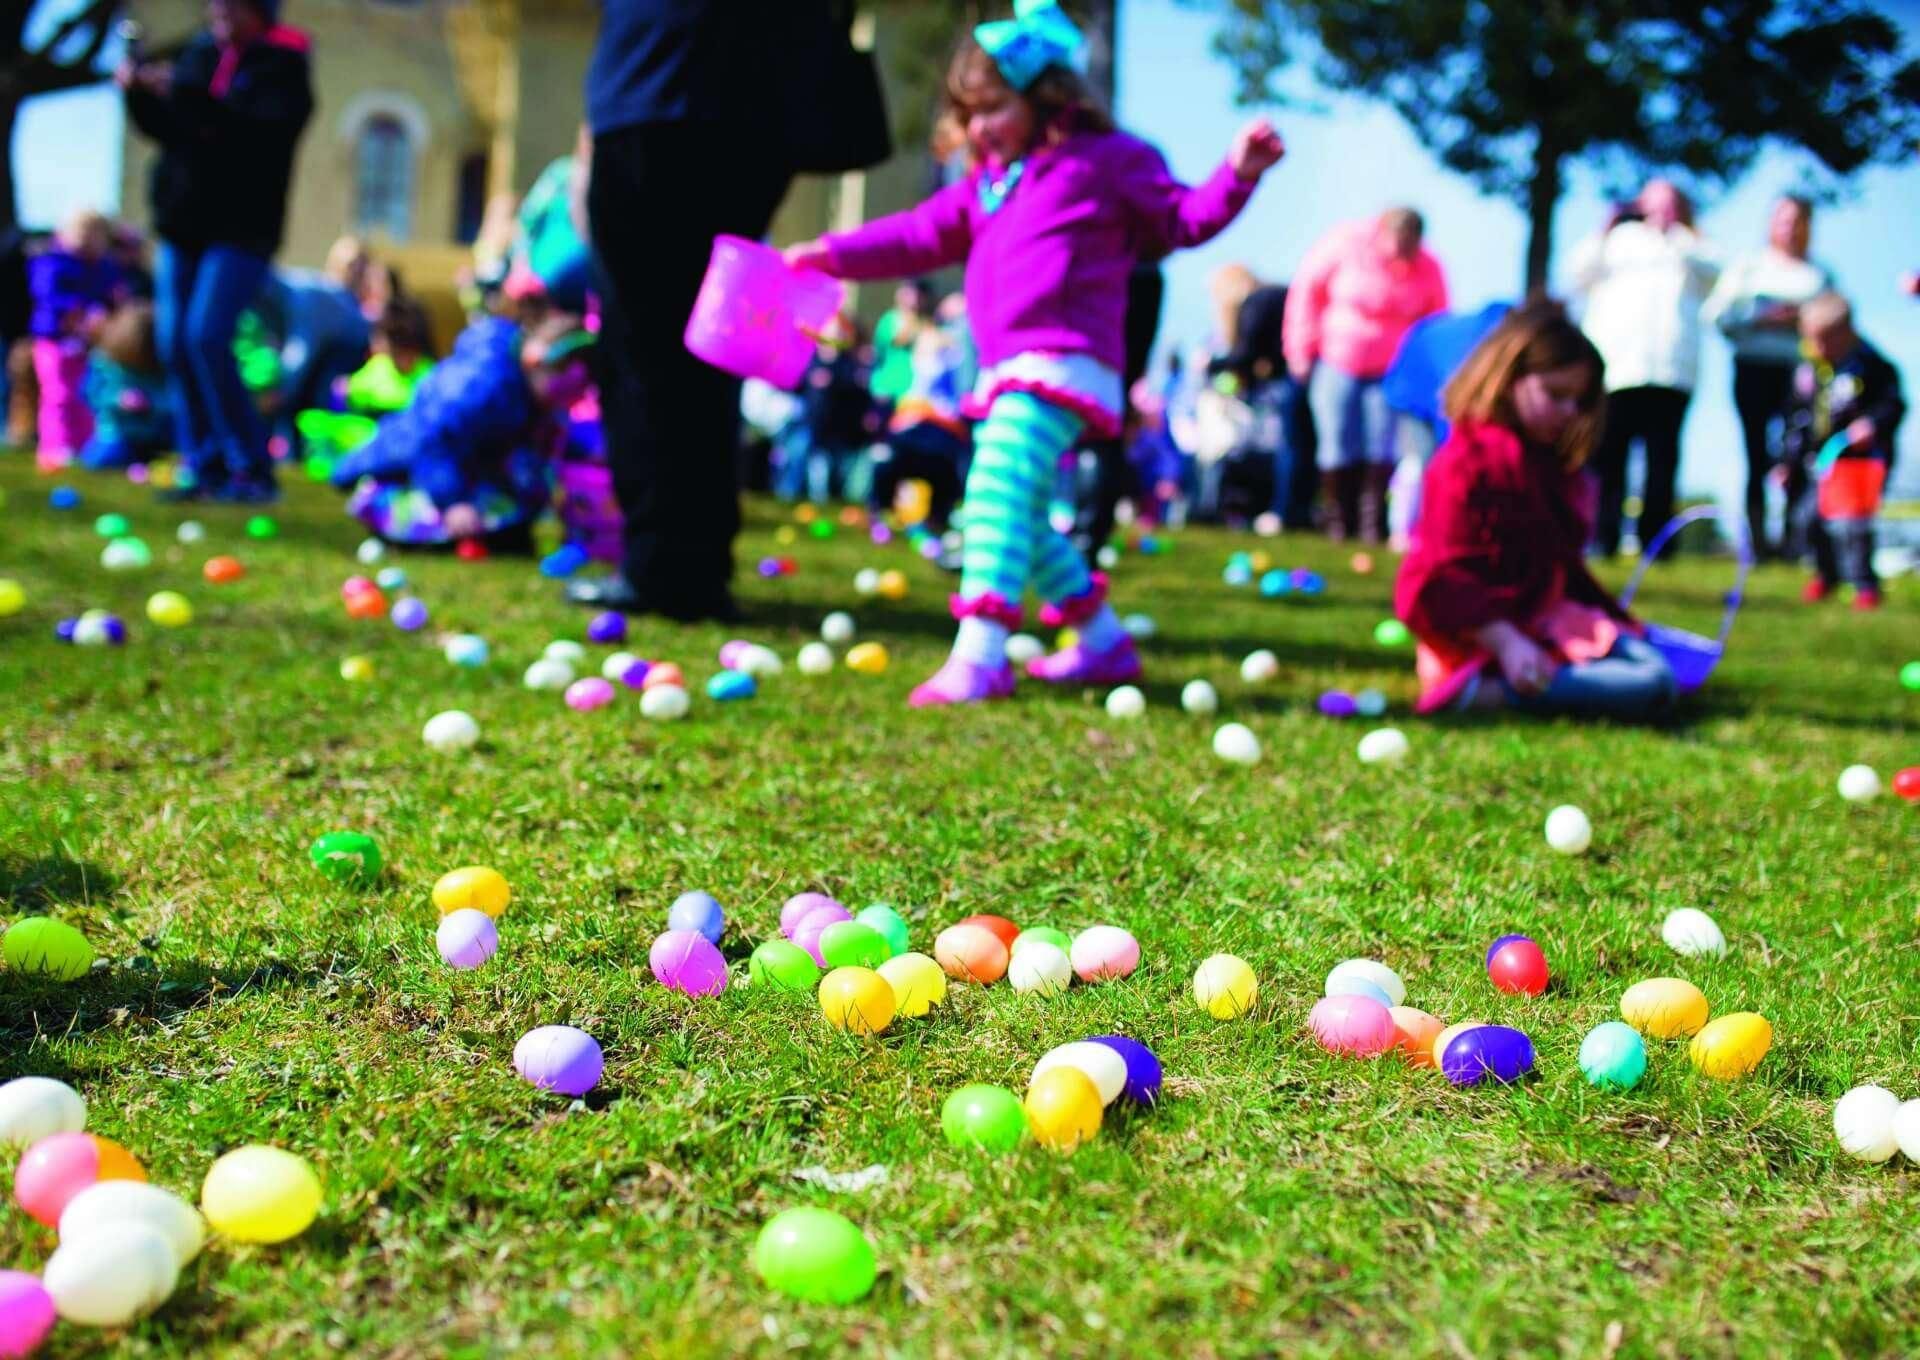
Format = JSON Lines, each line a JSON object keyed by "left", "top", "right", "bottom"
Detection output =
{"left": 974, "top": 0, "right": 1086, "bottom": 92}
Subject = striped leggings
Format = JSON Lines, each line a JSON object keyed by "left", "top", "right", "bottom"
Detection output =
{"left": 958, "top": 391, "right": 1093, "bottom": 612}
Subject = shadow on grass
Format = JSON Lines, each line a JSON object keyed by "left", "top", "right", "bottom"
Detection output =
{"left": 0, "top": 852, "right": 120, "bottom": 912}
{"left": 0, "top": 957, "right": 327, "bottom": 1050}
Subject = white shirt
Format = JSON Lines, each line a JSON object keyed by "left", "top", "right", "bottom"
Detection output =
{"left": 1700, "top": 248, "right": 1833, "bottom": 366}
{"left": 1568, "top": 220, "right": 1721, "bottom": 393}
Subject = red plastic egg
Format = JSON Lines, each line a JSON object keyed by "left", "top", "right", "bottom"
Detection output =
{"left": 456, "top": 539, "right": 488, "bottom": 560}
{"left": 344, "top": 588, "right": 387, "bottom": 620}
{"left": 1894, "top": 766, "right": 1920, "bottom": 803}
{"left": 958, "top": 914, "right": 1020, "bottom": 949}
{"left": 1485, "top": 934, "right": 1549, "bottom": 997}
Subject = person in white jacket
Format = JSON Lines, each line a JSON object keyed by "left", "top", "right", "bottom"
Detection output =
{"left": 1568, "top": 180, "right": 1719, "bottom": 556}
{"left": 1701, "top": 195, "right": 1833, "bottom": 558}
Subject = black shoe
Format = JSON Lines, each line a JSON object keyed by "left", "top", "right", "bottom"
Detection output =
{"left": 212, "top": 477, "right": 281, "bottom": 505}
{"left": 564, "top": 574, "right": 740, "bottom": 623}
{"left": 158, "top": 484, "right": 215, "bottom": 504}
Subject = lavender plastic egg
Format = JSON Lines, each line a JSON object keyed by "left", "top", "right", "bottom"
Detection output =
{"left": 587, "top": 612, "right": 627, "bottom": 645}
{"left": 391, "top": 598, "right": 429, "bottom": 632}
{"left": 756, "top": 557, "right": 783, "bottom": 578}
{"left": 564, "top": 677, "right": 617, "bottom": 712}
{"left": 649, "top": 929, "right": 729, "bottom": 997}
{"left": 870, "top": 523, "right": 893, "bottom": 544}
{"left": 781, "top": 893, "right": 844, "bottom": 937}
{"left": 718, "top": 640, "right": 753, "bottom": 670}
{"left": 1318, "top": 690, "right": 1358, "bottom": 719}
{"left": 513, "top": 1025, "right": 603, "bottom": 1096}
{"left": 791, "top": 905, "right": 854, "bottom": 965}
{"left": 436, "top": 909, "right": 498, "bottom": 969}
{"left": 1089, "top": 1035, "right": 1162, "bottom": 1105}
{"left": 1440, "top": 1025, "right": 1535, "bottom": 1086}
{"left": 55, "top": 617, "right": 78, "bottom": 643}
{"left": 667, "top": 890, "right": 726, "bottom": 944}
{"left": 617, "top": 658, "right": 652, "bottom": 689}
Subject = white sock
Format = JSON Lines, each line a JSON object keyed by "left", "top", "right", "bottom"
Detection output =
{"left": 952, "top": 617, "right": 1009, "bottom": 668}
{"left": 1075, "top": 604, "right": 1127, "bottom": 654}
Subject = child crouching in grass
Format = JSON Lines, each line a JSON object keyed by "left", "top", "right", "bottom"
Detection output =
{"left": 1394, "top": 302, "right": 1677, "bottom": 721}
{"left": 80, "top": 301, "right": 172, "bottom": 471}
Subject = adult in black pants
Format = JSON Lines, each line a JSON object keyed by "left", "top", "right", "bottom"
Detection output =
{"left": 572, "top": 1, "right": 886, "bottom": 619}
{"left": 1077, "top": 262, "right": 1164, "bottom": 561}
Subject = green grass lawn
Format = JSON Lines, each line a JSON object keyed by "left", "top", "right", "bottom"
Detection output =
{"left": 2, "top": 457, "right": 1917, "bottom": 1359}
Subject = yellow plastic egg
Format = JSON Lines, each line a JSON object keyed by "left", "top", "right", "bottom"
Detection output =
{"left": 774, "top": 526, "right": 797, "bottom": 545}
{"left": 1430, "top": 1019, "right": 1487, "bottom": 1067}
{"left": 339, "top": 656, "right": 374, "bottom": 682}
{"left": 1249, "top": 551, "right": 1271, "bottom": 573}
{"left": 845, "top": 642, "right": 889, "bottom": 676}
{"left": 200, "top": 1145, "right": 320, "bottom": 1244}
{"left": 0, "top": 578, "right": 24, "bottom": 617}
{"left": 145, "top": 591, "right": 192, "bottom": 628}
{"left": 431, "top": 866, "right": 511, "bottom": 918}
{"left": 1023, "top": 1067, "right": 1102, "bottom": 1152}
{"left": 1688, "top": 1012, "right": 1771, "bottom": 1079}
{"left": 818, "top": 966, "right": 895, "bottom": 1035}
{"left": 876, "top": 951, "right": 945, "bottom": 1017}
{"left": 1055, "top": 628, "right": 1079, "bottom": 650}
{"left": 876, "top": 569, "right": 909, "bottom": 601}
{"left": 1620, "top": 978, "right": 1710, "bottom": 1039}
{"left": 1193, "top": 953, "right": 1257, "bottom": 1020}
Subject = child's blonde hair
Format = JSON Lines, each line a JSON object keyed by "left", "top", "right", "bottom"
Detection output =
{"left": 58, "top": 209, "right": 110, "bottom": 253}
{"left": 934, "top": 35, "right": 1114, "bottom": 165}
{"left": 1800, "top": 291, "right": 1852, "bottom": 334}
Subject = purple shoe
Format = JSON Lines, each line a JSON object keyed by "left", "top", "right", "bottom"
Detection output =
{"left": 908, "top": 656, "right": 1016, "bottom": 708}
{"left": 1026, "top": 636, "right": 1143, "bottom": 687}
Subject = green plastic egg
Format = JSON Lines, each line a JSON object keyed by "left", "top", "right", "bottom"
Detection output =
{"left": 245, "top": 515, "right": 279, "bottom": 540}
{"left": 1011, "top": 925, "right": 1071, "bottom": 956}
{"left": 308, "top": 831, "right": 382, "bottom": 888}
{"left": 753, "top": 1207, "right": 876, "bottom": 1303}
{"left": 853, "top": 904, "right": 910, "bottom": 957}
{"left": 3, "top": 918, "right": 95, "bottom": 980}
{"left": 747, "top": 939, "right": 820, "bottom": 991}
{"left": 818, "top": 921, "right": 890, "bottom": 970}
{"left": 941, "top": 1084, "right": 1028, "bottom": 1152}
{"left": 93, "top": 513, "right": 131, "bottom": 539}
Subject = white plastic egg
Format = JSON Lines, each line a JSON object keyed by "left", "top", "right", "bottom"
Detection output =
{"left": 1240, "top": 649, "right": 1279, "bottom": 684}
{"left": 1006, "top": 941, "right": 1073, "bottom": 996}
{"left": 640, "top": 685, "right": 690, "bottom": 721}
{"left": 176, "top": 520, "right": 207, "bottom": 545}
{"left": 601, "top": 651, "right": 641, "bottom": 681}
{"left": 821, "top": 612, "right": 857, "bottom": 646}
{"left": 1544, "top": 805, "right": 1592, "bottom": 855}
{"left": 523, "top": 657, "right": 575, "bottom": 691}
{"left": 853, "top": 568, "right": 880, "bottom": 597}
{"left": 1032, "top": 1041, "right": 1128, "bottom": 1106}
{"left": 1105, "top": 685, "right": 1146, "bottom": 719}
{"left": 1213, "top": 722, "right": 1261, "bottom": 765}
{"left": 1356, "top": 727, "right": 1410, "bottom": 766}
{"left": 422, "top": 710, "right": 480, "bottom": 752}
{"left": 1660, "top": 908, "right": 1727, "bottom": 958}
{"left": 42, "top": 1221, "right": 179, "bottom": 1326}
{"left": 0, "top": 1076, "right": 85, "bottom": 1147}
{"left": 797, "top": 642, "right": 834, "bottom": 675}
{"left": 1005, "top": 633, "right": 1045, "bottom": 665}
{"left": 1325, "top": 958, "right": 1406, "bottom": 1007}
{"left": 543, "top": 639, "right": 587, "bottom": 667}
{"left": 60, "top": 1182, "right": 205, "bottom": 1266}
{"left": 1838, "top": 765, "right": 1881, "bottom": 803}
{"left": 1181, "top": 680, "right": 1219, "bottom": 715}
{"left": 1834, "top": 1084, "right": 1901, "bottom": 1162}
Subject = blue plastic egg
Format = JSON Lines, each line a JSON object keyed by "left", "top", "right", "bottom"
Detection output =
{"left": 48, "top": 486, "right": 80, "bottom": 510}
{"left": 539, "top": 544, "right": 589, "bottom": 578}
{"left": 1323, "top": 974, "right": 1393, "bottom": 1008}
{"left": 1440, "top": 1025, "right": 1535, "bottom": 1086}
{"left": 666, "top": 890, "right": 726, "bottom": 944}
{"left": 1223, "top": 563, "right": 1254, "bottom": 587}
{"left": 1578, "top": 1021, "right": 1647, "bottom": 1091}
{"left": 1258, "top": 569, "right": 1290, "bottom": 598}
{"left": 445, "top": 635, "right": 490, "bottom": 668}
{"left": 375, "top": 567, "right": 408, "bottom": 591}
{"left": 1090, "top": 1034, "right": 1163, "bottom": 1105}
{"left": 707, "top": 671, "right": 756, "bottom": 702}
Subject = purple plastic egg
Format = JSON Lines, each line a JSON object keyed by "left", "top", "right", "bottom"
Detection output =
{"left": 781, "top": 892, "right": 844, "bottom": 937}
{"left": 718, "top": 640, "right": 753, "bottom": 671}
{"left": 667, "top": 890, "right": 726, "bottom": 944}
{"left": 565, "top": 677, "right": 617, "bottom": 711}
{"left": 918, "top": 538, "right": 943, "bottom": 561}
{"left": 0, "top": 1269, "right": 55, "bottom": 1359}
{"left": 617, "top": 658, "right": 652, "bottom": 689}
{"left": 870, "top": 523, "right": 893, "bottom": 544}
{"left": 1317, "top": 689, "right": 1358, "bottom": 719}
{"left": 391, "top": 597, "right": 429, "bottom": 632}
{"left": 649, "top": 929, "right": 729, "bottom": 996}
{"left": 1310, "top": 994, "right": 1397, "bottom": 1056}
{"left": 1440, "top": 1024, "right": 1535, "bottom": 1086}
{"left": 587, "top": 611, "right": 627, "bottom": 645}
{"left": 54, "top": 617, "right": 77, "bottom": 643}
{"left": 436, "top": 908, "right": 499, "bottom": 969}
{"left": 1089, "top": 1034, "right": 1162, "bottom": 1105}
{"left": 513, "top": 1025, "right": 603, "bottom": 1096}
{"left": 790, "top": 904, "right": 854, "bottom": 965}
{"left": 1484, "top": 933, "right": 1532, "bottom": 967}
{"left": 756, "top": 557, "right": 783, "bottom": 579}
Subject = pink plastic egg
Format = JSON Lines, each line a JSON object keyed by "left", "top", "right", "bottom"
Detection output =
{"left": 648, "top": 929, "right": 729, "bottom": 997}
{"left": 13, "top": 1132, "right": 145, "bottom": 1226}
{"left": 718, "top": 640, "right": 753, "bottom": 670}
{"left": 1310, "top": 994, "right": 1398, "bottom": 1056}
{"left": 791, "top": 904, "right": 854, "bottom": 965}
{"left": 781, "top": 892, "right": 843, "bottom": 936}
{"left": 564, "top": 677, "right": 617, "bottom": 712}
{"left": 1068, "top": 925, "right": 1141, "bottom": 982}
{"left": 0, "top": 1270, "right": 55, "bottom": 1358}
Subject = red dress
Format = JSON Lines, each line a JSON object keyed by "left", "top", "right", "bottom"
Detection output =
{"left": 1394, "top": 420, "right": 1637, "bottom": 713}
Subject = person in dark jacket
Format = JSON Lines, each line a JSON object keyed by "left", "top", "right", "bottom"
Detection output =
{"left": 118, "top": 0, "right": 314, "bottom": 501}
{"left": 571, "top": 0, "right": 887, "bottom": 619}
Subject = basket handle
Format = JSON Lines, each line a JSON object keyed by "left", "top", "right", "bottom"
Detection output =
{"left": 1617, "top": 504, "right": 1753, "bottom": 648}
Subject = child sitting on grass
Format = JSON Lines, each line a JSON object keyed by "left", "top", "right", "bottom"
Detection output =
{"left": 787, "top": 0, "right": 1283, "bottom": 705}
{"left": 79, "top": 301, "right": 172, "bottom": 472}
{"left": 1780, "top": 292, "right": 1905, "bottom": 611}
{"left": 1395, "top": 302, "right": 1677, "bottom": 721}
{"left": 27, "top": 210, "right": 125, "bottom": 471}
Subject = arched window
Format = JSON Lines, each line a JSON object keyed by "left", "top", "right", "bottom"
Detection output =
{"left": 354, "top": 115, "right": 414, "bottom": 241}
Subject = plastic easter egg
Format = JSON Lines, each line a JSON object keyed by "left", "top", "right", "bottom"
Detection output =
{"left": 737, "top": 645, "right": 782, "bottom": 677}
{"left": 345, "top": 580, "right": 378, "bottom": 605}
{"left": 565, "top": 677, "right": 618, "bottom": 711}
{"left": 1388, "top": 1007, "right": 1445, "bottom": 1067}
{"left": 1180, "top": 679, "right": 1219, "bottom": 715}
{"left": 0, "top": 1270, "right": 55, "bottom": 1355}
{"left": 819, "top": 921, "right": 890, "bottom": 970}
{"left": 0, "top": 579, "right": 21, "bottom": 618}
{"left": 538, "top": 543, "right": 586, "bottom": 577}
{"left": 1310, "top": 994, "right": 1397, "bottom": 1056}
{"left": 667, "top": 890, "right": 725, "bottom": 944}
{"left": 432, "top": 866, "right": 510, "bottom": 917}
{"left": 177, "top": 520, "right": 207, "bottom": 544}
{"left": 1620, "top": 977, "right": 1710, "bottom": 1038}
{"left": 353, "top": 536, "right": 385, "bottom": 563}
{"left": 1317, "top": 690, "right": 1358, "bottom": 719}
{"left": 1892, "top": 1099, "right": 1920, "bottom": 1162}
{"left": 48, "top": 486, "right": 80, "bottom": 509}
{"left": 1213, "top": 722, "right": 1261, "bottom": 765}
{"left": 941, "top": 1084, "right": 1027, "bottom": 1151}
{"left": 14, "top": 1133, "right": 145, "bottom": 1225}
{"left": 1486, "top": 934, "right": 1550, "bottom": 996}
{"left": 1577, "top": 1021, "right": 1647, "bottom": 1091}
{"left": 1440, "top": 1025, "right": 1535, "bottom": 1086}
{"left": 640, "top": 684, "right": 690, "bottom": 720}
{"left": 707, "top": 670, "right": 757, "bottom": 702}
{"left": 1014, "top": 925, "right": 1072, "bottom": 957}
{"left": 820, "top": 612, "right": 856, "bottom": 645}
{"left": 1223, "top": 562, "right": 1253, "bottom": 587}
{"left": 200, "top": 1145, "right": 320, "bottom": 1244}
{"left": 422, "top": 710, "right": 480, "bottom": 752}
{"left": 1354, "top": 688, "right": 1389, "bottom": 718}
{"left": 1430, "top": 1020, "right": 1487, "bottom": 1066}
{"left": 753, "top": 1207, "right": 876, "bottom": 1303}
{"left": 1661, "top": 908, "right": 1727, "bottom": 958}
{"left": 871, "top": 568, "right": 906, "bottom": 600}
{"left": 390, "top": 597, "right": 429, "bottom": 632}
{"left": 1122, "top": 613, "right": 1158, "bottom": 641}
{"left": 1374, "top": 618, "right": 1411, "bottom": 647}
{"left": 1069, "top": 925, "right": 1140, "bottom": 982}
{"left": 958, "top": 914, "right": 1020, "bottom": 949}
{"left": 1903, "top": 660, "right": 1920, "bottom": 692}
{"left": 539, "top": 642, "right": 584, "bottom": 670}
{"left": 435, "top": 909, "right": 498, "bottom": 969}
{"left": 790, "top": 904, "right": 854, "bottom": 965}
{"left": 245, "top": 515, "right": 278, "bottom": 540}
{"left": 796, "top": 642, "right": 834, "bottom": 675}
{"left": 339, "top": 655, "right": 374, "bottom": 682}
{"left": 3, "top": 918, "right": 94, "bottom": 981}
{"left": 854, "top": 904, "right": 910, "bottom": 957}
{"left": 1033, "top": 1041, "right": 1128, "bottom": 1105}
{"left": 1105, "top": 685, "right": 1146, "bottom": 719}
{"left": 845, "top": 642, "right": 889, "bottom": 675}
{"left": 601, "top": 650, "right": 640, "bottom": 682}
{"left": 1193, "top": 953, "right": 1257, "bottom": 1019}
{"left": 1544, "top": 805, "right": 1592, "bottom": 855}
{"left": 1323, "top": 974, "right": 1392, "bottom": 1008}
{"left": 1833, "top": 1085, "right": 1901, "bottom": 1161}
{"left": 60, "top": 1181, "right": 206, "bottom": 1266}
{"left": 202, "top": 555, "right": 248, "bottom": 587}
{"left": 1088, "top": 1035, "right": 1162, "bottom": 1105}
{"left": 1240, "top": 649, "right": 1279, "bottom": 683}
{"left": 1837, "top": 764, "right": 1881, "bottom": 803}
{"left": 512, "top": 1026, "right": 603, "bottom": 1097}
{"left": 876, "top": 951, "right": 945, "bottom": 1016}
{"left": 93, "top": 513, "right": 131, "bottom": 539}
{"left": 1007, "top": 941, "right": 1073, "bottom": 995}
{"left": 586, "top": 611, "right": 627, "bottom": 645}
{"left": 1893, "top": 767, "right": 1920, "bottom": 803}
{"left": 101, "top": 537, "right": 152, "bottom": 572}
{"left": 0, "top": 1077, "right": 85, "bottom": 1148}
{"left": 818, "top": 966, "right": 895, "bottom": 1034}
{"left": 748, "top": 940, "right": 820, "bottom": 991}
{"left": 309, "top": 831, "right": 383, "bottom": 888}
{"left": 1005, "top": 633, "right": 1044, "bottom": 665}
{"left": 853, "top": 568, "right": 881, "bottom": 597}
{"left": 641, "top": 662, "right": 684, "bottom": 691}
{"left": 934, "top": 923, "right": 1009, "bottom": 984}
{"left": 445, "top": 634, "right": 490, "bottom": 668}
{"left": 374, "top": 566, "right": 408, "bottom": 592}
{"left": 1356, "top": 727, "right": 1410, "bottom": 766}
{"left": 70, "top": 611, "right": 121, "bottom": 646}
{"left": 344, "top": 586, "right": 388, "bottom": 620}
{"left": 1688, "top": 1012, "right": 1770, "bottom": 1079}
{"left": 523, "top": 657, "right": 574, "bottom": 691}
{"left": 1325, "top": 959, "right": 1406, "bottom": 1007}
{"left": 781, "top": 892, "right": 844, "bottom": 936}
{"left": 1023, "top": 1067, "right": 1102, "bottom": 1152}
{"left": 649, "top": 930, "right": 729, "bottom": 997}
{"left": 42, "top": 1221, "right": 177, "bottom": 1326}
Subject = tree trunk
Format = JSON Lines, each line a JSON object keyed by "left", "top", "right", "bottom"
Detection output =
{"left": 1524, "top": 128, "right": 1561, "bottom": 296}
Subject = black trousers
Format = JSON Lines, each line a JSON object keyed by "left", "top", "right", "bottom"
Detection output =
{"left": 588, "top": 123, "right": 791, "bottom": 613}
{"left": 1731, "top": 358, "right": 1796, "bottom": 556}
{"left": 1079, "top": 263, "right": 1165, "bottom": 559}
{"left": 1593, "top": 384, "right": 1690, "bottom": 556}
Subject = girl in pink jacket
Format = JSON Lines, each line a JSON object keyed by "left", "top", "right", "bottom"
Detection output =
{"left": 789, "top": 0, "right": 1282, "bottom": 706}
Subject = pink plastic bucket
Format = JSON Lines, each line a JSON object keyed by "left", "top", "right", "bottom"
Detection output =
{"left": 683, "top": 235, "right": 845, "bottom": 389}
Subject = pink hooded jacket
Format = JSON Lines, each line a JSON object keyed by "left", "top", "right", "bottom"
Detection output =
{"left": 1283, "top": 218, "right": 1449, "bottom": 380}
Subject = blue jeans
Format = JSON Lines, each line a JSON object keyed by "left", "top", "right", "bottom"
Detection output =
{"left": 155, "top": 244, "right": 272, "bottom": 486}
{"left": 1308, "top": 364, "right": 1394, "bottom": 471}
{"left": 1505, "top": 634, "right": 1677, "bottom": 720}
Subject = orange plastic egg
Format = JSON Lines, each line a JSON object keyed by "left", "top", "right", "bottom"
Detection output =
{"left": 958, "top": 914, "right": 1020, "bottom": 949}
{"left": 1389, "top": 1007, "right": 1445, "bottom": 1067}
{"left": 933, "top": 923, "right": 1008, "bottom": 984}
{"left": 202, "top": 555, "right": 244, "bottom": 585}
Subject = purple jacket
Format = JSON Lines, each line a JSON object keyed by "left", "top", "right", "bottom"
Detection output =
{"left": 824, "top": 130, "right": 1255, "bottom": 377}
{"left": 28, "top": 250, "right": 124, "bottom": 340}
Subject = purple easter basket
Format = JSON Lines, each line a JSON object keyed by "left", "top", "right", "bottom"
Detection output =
{"left": 1617, "top": 505, "right": 1753, "bottom": 693}
{"left": 555, "top": 457, "right": 623, "bottom": 563}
